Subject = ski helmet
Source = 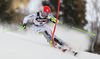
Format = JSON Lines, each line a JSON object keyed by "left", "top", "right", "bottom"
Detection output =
{"left": 42, "top": 6, "right": 51, "bottom": 15}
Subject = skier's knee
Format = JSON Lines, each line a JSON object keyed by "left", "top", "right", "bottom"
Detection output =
{"left": 44, "top": 31, "right": 49, "bottom": 35}
{"left": 54, "top": 38, "right": 59, "bottom": 43}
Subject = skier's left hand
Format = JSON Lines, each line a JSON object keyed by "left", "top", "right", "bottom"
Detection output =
{"left": 50, "top": 17, "right": 63, "bottom": 24}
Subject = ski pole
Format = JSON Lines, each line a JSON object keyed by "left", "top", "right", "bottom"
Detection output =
{"left": 3, "top": 26, "right": 25, "bottom": 33}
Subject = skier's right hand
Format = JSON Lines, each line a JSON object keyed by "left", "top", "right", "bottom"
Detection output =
{"left": 21, "top": 24, "right": 26, "bottom": 29}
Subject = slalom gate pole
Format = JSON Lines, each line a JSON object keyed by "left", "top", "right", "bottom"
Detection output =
{"left": 50, "top": 0, "right": 60, "bottom": 46}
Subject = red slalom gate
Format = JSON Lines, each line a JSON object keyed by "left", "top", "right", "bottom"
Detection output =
{"left": 50, "top": 0, "right": 60, "bottom": 46}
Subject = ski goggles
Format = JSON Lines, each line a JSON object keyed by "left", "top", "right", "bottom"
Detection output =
{"left": 42, "top": 11, "right": 49, "bottom": 15}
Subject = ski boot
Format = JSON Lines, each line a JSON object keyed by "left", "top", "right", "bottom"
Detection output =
{"left": 54, "top": 38, "right": 65, "bottom": 46}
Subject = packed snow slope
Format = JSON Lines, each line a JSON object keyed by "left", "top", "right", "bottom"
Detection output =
{"left": 0, "top": 23, "right": 100, "bottom": 59}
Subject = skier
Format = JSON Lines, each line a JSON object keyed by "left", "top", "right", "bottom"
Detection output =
{"left": 21, "top": 6, "right": 65, "bottom": 47}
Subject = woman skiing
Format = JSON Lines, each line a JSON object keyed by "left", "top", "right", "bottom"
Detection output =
{"left": 21, "top": 6, "right": 64, "bottom": 47}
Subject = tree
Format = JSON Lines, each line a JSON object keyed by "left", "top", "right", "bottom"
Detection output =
{"left": 90, "top": 0, "right": 100, "bottom": 53}
{"left": 85, "top": 0, "right": 100, "bottom": 54}
{"left": 0, "top": 0, "right": 13, "bottom": 23}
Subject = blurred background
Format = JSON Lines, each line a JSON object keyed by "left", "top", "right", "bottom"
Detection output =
{"left": 0, "top": 0, "right": 100, "bottom": 54}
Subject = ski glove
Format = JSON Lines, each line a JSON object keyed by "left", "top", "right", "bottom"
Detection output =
{"left": 21, "top": 24, "right": 26, "bottom": 29}
{"left": 50, "top": 17, "right": 63, "bottom": 24}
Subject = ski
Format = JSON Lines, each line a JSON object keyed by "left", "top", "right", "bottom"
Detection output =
{"left": 54, "top": 44, "right": 78, "bottom": 56}
{"left": 62, "top": 48, "right": 78, "bottom": 56}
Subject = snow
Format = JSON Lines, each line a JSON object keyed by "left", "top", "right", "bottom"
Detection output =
{"left": 0, "top": 23, "right": 100, "bottom": 59}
